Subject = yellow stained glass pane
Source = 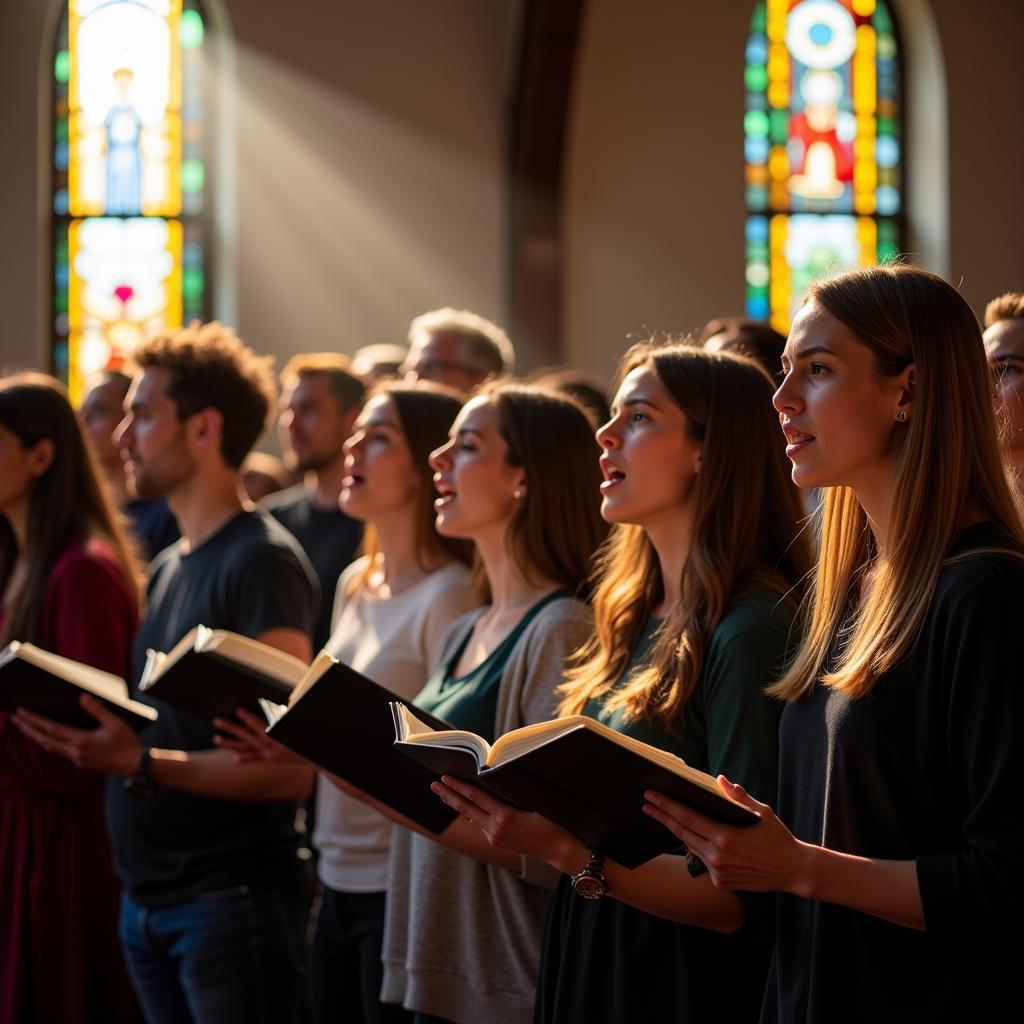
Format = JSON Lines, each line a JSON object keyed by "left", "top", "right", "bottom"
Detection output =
{"left": 68, "top": 0, "right": 182, "bottom": 218}
{"left": 67, "top": 217, "right": 183, "bottom": 402}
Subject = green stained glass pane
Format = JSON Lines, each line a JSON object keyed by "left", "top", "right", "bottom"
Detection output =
{"left": 878, "top": 220, "right": 898, "bottom": 243}
{"left": 55, "top": 121, "right": 68, "bottom": 142}
{"left": 750, "top": 3, "right": 766, "bottom": 33}
{"left": 769, "top": 109, "right": 788, "bottom": 144}
{"left": 878, "top": 117, "right": 897, "bottom": 136}
{"left": 183, "top": 266, "right": 204, "bottom": 301}
{"left": 55, "top": 289, "right": 68, "bottom": 314}
{"left": 55, "top": 50, "right": 71, "bottom": 83}
{"left": 748, "top": 242, "right": 769, "bottom": 261}
{"left": 180, "top": 10, "right": 205, "bottom": 50}
{"left": 879, "top": 241, "right": 899, "bottom": 263}
{"left": 181, "top": 159, "right": 205, "bottom": 194}
{"left": 874, "top": 5, "right": 894, "bottom": 32}
{"left": 744, "top": 110, "right": 769, "bottom": 137}
{"left": 745, "top": 64, "right": 768, "bottom": 92}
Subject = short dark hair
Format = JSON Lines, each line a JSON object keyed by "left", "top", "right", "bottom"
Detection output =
{"left": 133, "top": 321, "right": 276, "bottom": 468}
{"left": 280, "top": 352, "right": 366, "bottom": 413}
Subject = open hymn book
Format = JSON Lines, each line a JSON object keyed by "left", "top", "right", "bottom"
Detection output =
{"left": 254, "top": 652, "right": 457, "bottom": 835}
{"left": 392, "top": 703, "right": 759, "bottom": 869}
{"left": 138, "top": 625, "right": 309, "bottom": 718}
{"left": 0, "top": 642, "right": 158, "bottom": 731}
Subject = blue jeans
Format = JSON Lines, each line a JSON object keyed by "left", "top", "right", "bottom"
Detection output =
{"left": 120, "top": 885, "right": 306, "bottom": 1024}
{"left": 309, "top": 887, "right": 411, "bottom": 1024}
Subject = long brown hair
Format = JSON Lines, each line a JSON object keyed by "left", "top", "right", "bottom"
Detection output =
{"left": 476, "top": 382, "right": 608, "bottom": 603}
{"left": 559, "top": 342, "right": 811, "bottom": 729}
{"left": 348, "top": 381, "right": 473, "bottom": 594}
{"left": 0, "top": 372, "right": 143, "bottom": 645}
{"left": 772, "top": 265, "right": 1024, "bottom": 701}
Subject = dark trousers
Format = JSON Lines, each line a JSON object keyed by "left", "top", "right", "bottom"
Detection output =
{"left": 120, "top": 886, "right": 305, "bottom": 1024}
{"left": 309, "top": 887, "right": 411, "bottom": 1024}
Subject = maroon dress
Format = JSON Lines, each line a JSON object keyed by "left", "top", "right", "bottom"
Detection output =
{"left": 0, "top": 537, "right": 138, "bottom": 1023}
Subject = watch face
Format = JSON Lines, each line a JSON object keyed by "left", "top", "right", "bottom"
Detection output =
{"left": 573, "top": 872, "right": 607, "bottom": 900}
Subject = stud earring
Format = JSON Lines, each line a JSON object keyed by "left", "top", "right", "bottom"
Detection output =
{"left": 897, "top": 409, "right": 908, "bottom": 422}
{"left": 513, "top": 487, "right": 523, "bottom": 499}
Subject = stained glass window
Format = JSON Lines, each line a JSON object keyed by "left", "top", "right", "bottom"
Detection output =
{"left": 53, "top": 0, "right": 207, "bottom": 402}
{"left": 744, "top": 0, "right": 901, "bottom": 331}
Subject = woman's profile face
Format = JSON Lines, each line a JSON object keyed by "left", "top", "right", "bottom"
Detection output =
{"left": 596, "top": 366, "right": 702, "bottom": 530}
{"left": 428, "top": 396, "right": 522, "bottom": 540}
{"left": 774, "top": 299, "right": 910, "bottom": 491}
{"left": 340, "top": 394, "right": 418, "bottom": 521}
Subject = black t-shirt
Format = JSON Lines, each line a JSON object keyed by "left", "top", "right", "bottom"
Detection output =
{"left": 123, "top": 497, "right": 180, "bottom": 562}
{"left": 262, "top": 484, "right": 363, "bottom": 651}
{"left": 764, "top": 524, "right": 1024, "bottom": 1024}
{"left": 105, "top": 508, "right": 318, "bottom": 907}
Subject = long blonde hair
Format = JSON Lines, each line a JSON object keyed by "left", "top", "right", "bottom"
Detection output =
{"left": 772, "top": 265, "right": 1024, "bottom": 702}
{"left": 558, "top": 342, "right": 811, "bottom": 729}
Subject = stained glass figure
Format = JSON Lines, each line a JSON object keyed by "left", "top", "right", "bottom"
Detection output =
{"left": 744, "top": 0, "right": 901, "bottom": 331}
{"left": 53, "top": 0, "right": 206, "bottom": 402}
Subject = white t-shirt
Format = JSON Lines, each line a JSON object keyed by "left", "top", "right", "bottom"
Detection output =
{"left": 313, "top": 557, "right": 477, "bottom": 892}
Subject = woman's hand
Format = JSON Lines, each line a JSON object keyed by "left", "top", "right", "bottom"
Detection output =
{"left": 644, "top": 776, "right": 813, "bottom": 896}
{"left": 11, "top": 695, "right": 142, "bottom": 775}
{"left": 212, "top": 706, "right": 308, "bottom": 766}
{"left": 433, "top": 775, "right": 584, "bottom": 872}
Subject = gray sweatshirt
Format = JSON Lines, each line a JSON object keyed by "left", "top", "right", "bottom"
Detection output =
{"left": 381, "top": 596, "right": 593, "bottom": 1024}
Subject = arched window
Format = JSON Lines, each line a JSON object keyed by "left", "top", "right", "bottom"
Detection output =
{"left": 744, "top": 0, "right": 901, "bottom": 331}
{"left": 52, "top": 0, "right": 208, "bottom": 402}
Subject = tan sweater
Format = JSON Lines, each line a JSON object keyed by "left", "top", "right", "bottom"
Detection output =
{"left": 380, "top": 596, "right": 594, "bottom": 1024}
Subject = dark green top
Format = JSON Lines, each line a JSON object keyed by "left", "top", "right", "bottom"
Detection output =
{"left": 536, "top": 586, "right": 796, "bottom": 1024}
{"left": 583, "top": 589, "right": 790, "bottom": 785}
{"left": 415, "top": 589, "right": 571, "bottom": 742}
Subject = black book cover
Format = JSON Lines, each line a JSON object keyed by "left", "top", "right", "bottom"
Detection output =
{"left": 0, "top": 658, "right": 156, "bottom": 732}
{"left": 140, "top": 649, "right": 295, "bottom": 718}
{"left": 396, "top": 724, "right": 758, "bottom": 869}
{"left": 265, "top": 662, "right": 457, "bottom": 835}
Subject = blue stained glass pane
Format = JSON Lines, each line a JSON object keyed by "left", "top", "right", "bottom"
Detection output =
{"left": 746, "top": 35, "right": 768, "bottom": 64}
{"left": 747, "top": 295, "right": 770, "bottom": 320}
{"left": 746, "top": 216, "right": 770, "bottom": 244}
{"left": 745, "top": 136, "right": 770, "bottom": 164}
{"left": 876, "top": 136, "right": 899, "bottom": 168}
{"left": 54, "top": 190, "right": 69, "bottom": 215}
{"left": 877, "top": 186, "right": 900, "bottom": 215}
{"left": 55, "top": 140, "right": 69, "bottom": 171}
{"left": 184, "top": 242, "right": 203, "bottom": 265}
{"left": 809, "top": 23, "right": 833, "bottom": 46}
{"left": 55, "top": 264, "right": 69, "bottom": 288}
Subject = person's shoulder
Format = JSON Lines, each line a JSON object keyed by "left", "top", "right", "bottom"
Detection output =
{"left": 519, "top": 593, "right": 593, "bottom": 642}
{"left": 49, "top": 536, "right": 133, "bottom": 601}
{"left": 937, "top": 523, "right": 1024, "bottom": 602}
{"left": 714, "top": 585, "right": 797, "bottom": 643}
{"left": 417, "top": 560, "right": 475, "bottom": 598}
{"left": 260, "top": 483, "right": 307, "bottom": 519}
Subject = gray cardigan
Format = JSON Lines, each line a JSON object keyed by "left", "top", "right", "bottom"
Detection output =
{"left": 380, "top": 596, "right": 593, "bottom": 1024}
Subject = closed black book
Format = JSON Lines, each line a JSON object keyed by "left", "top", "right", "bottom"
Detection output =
{"left": 138, "top": 625, "right": 307, "bottom": 718}
{"left": 259, "top": 655, "right": 457, "bottom": 835}
{"left": 391, "top": 703, "right": 759, "bottom": 869}
{"left": 0, "top": 641, "right": 158, "bottom": 732}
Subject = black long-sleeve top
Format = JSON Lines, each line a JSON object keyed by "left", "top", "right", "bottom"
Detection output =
{"left": 764, "top": 524, "right": 1024, "bottom": 1023}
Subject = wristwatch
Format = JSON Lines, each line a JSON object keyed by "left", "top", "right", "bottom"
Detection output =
{"left": 570, "top": 850, "right": 608, "bottom": 900}
{"left": 123, "top": 747, "right": 157, "bottom": 800}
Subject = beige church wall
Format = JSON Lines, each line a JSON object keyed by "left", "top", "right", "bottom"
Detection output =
{"left": 563, "top": 0, "right": 1024, "bottom": 381}
{"left": 0, "top": 0, "right": 515, "bottom": 374}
